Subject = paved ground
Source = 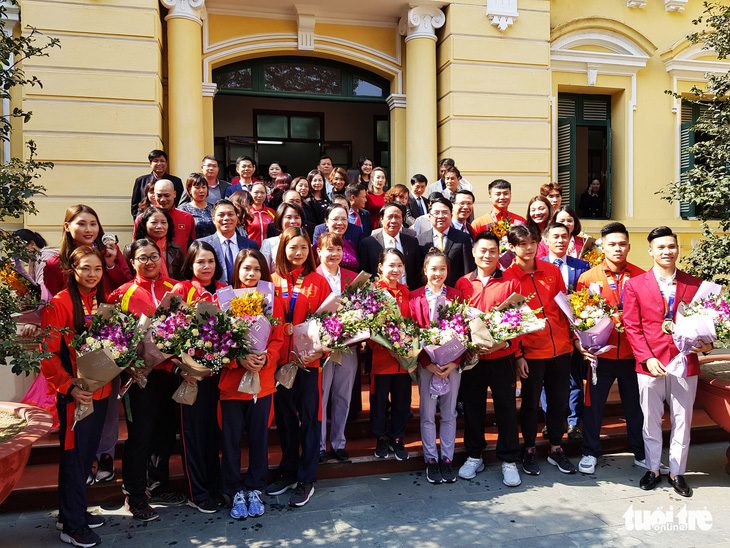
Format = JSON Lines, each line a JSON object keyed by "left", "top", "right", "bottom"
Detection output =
{"left": 2, "top": 442, "right": 730, "bottom": 547}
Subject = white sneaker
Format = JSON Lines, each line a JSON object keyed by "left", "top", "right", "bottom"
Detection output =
{"left": 501, "top": 462, "right": 521, "bottom": 487}
{"left": 634, "top": 459, "right": 670, "bottom": 475}
{"left": 458, "top": 457, "right": 485, "bottom": 480}
{"left": 579, "top": 455, "right": 597, "bottom": 474}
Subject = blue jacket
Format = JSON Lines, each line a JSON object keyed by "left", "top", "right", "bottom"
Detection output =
{"left": 196, "top": 233, "right": 259, "bottom": 285}
{"left": 540, "top": 255, "right": 590, "bottom": 291}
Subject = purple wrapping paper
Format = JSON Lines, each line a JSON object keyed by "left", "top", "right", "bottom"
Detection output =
{"left": 666, "top": 313, "right": 717, "bottom": 378}
{"left": 247, "top": 315, "right": 272, "bottom": 353}
{"left": 429, "top": 295, "right": 447, "bottom": 323}
{"left": 429, "top": 375, "right": 451, "bottom": 398}
{"left": 217, "top": 281, "right": 276, "bottom": 313}
{"left": 424, "top": 337, "right": 466, "bottom": 367}
{"left": 292, "top": 319, "right": 323, "bottom": 358}
{"left": 216, "top": 286, "right": 236, "bottom": 310}
{"left": 573, "top": 316, "right": 615, "bottom": 352}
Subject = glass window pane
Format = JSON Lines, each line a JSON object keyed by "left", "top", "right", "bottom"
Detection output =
{"left": 215, "top": 67, "right": 252, "bottom": 90}
{"left": 257, "top": 115, "right": 288, "bottom": 138}
{"left": 376, "top": 120, "right": 389, "bottom": 143}
{"left": 290, "top": 116, "right": 320, "bottom": 140}
{"left": 353, "top": 77, "right": 384, "bottom": 97}
{"left": 264, "top": 63, "right": 341, "bottom": 95}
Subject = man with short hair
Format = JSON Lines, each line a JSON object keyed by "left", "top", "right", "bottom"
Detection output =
{"left": 359, "top": 202, "right": 422, "bottom": 290}
{"left": 134, "top": 179, "right": 196, "bottom": 253}
{"left": 225, "top": 156, "right": 259, "bottom": 196}
{"left": 417, "top": 197, "right": 475, "bottom": 286}
{"left": 451, "top": 189, "right": 475, "bottom": 242}
{"left": 427, "top": 158, "right": 473, "bottom": 196}
{"left": 345, "top": 184, "right": 373, "bottom": 236}
{"left": 407, "top": 174, "right": 429, "bottom": 226}
{"left": 196, "top": 200, "right": 258, "bottom": 285}
{"left": 623, "top": 226, "right": 711, "bottom": 497}
{"left": 180, "top": 156, "right": 230, "bottom": 206}
{"left": 575, "top": 222, "right": 646, "bottom": 475}
{"left": 471, "top": 179, "right": 527, "bottom": 234}
{"left": 319, "top": 156, "right": 334, "bottom": 196}
{"left": 455, "top": 231, "right": 523, "bottom": 487}
{"left": 131, "top": 150, "right": 183, "bottom": 219}
{"left": 540, "top": 182, "right": 563, "bottom": 212}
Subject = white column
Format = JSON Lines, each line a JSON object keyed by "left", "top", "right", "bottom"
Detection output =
{"left": 1, "top": 0, "right": 20, "bottom": 164}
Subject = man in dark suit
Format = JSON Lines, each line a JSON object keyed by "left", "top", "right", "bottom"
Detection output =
{"left": 180, "top": 155, "right": 230, "bottom": 206}
{"left": 407, "top": 174, "right": 429, "bottom": 227}
{"left": 131, "top": 150, "right": 183, "bottom": 219}
{"left": 196, "top": 199, "right": 258, "bottom": 285}
{"left": 345, "top": 185, "right": 373, "bottom": 236}
{"left": 265, "top": 189, "right": 316, "bottom": 240}
{"left": 417, "top": 197, "right": 475, "bottom": 287}
{"left": 359, "top": 202, "right": 422, "bottom": 291}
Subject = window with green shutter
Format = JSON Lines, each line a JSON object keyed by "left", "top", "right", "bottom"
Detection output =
{"left": 557, "top": 94, "right": 612, "bottom": 219}
{"left": 679, "top": 101, "right": 710, "bottom": 219}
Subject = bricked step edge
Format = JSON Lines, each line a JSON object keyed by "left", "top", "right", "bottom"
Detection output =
{"left": 3, "top": 409, "right": 726, "bottom": 513}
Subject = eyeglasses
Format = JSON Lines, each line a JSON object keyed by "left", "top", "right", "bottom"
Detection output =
{"left": 134, "top": 254, "right": 161, "bottom": 263}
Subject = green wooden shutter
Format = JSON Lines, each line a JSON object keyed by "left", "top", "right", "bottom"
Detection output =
{"left": 679, "top": 118, "right": 696, "bottom": 218}
{"left": 557, "top": 117, "right": 576, "bottom": 209}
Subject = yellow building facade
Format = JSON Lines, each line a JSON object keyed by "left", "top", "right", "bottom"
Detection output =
{"left": 7, "top": 0, "right": 730, "bottom": 269}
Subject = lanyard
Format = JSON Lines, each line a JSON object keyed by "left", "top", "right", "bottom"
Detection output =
{"left": 659, "top": 277, "right": 677, "bottom": 320}
{"left": 603, "top": 265, "right": 630, "bottom": 309}
{"left": 282, "top": 273, "right": 305, "bottom": 323}
{"left": 425, "top": 285, "right": 446, "bottom": 301}
{"left": 82, "top": 294, "right": 98, "bottom": 323}
{"left": 491, "top": 210, "right": 510, "bottom": 224}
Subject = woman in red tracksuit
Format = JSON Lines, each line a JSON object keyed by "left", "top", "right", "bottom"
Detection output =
{"left": 108, "top": 238, "right": 184, "bottom": 522}
{"left": 41, "top": 246, "right": 111, "bottom": 548}
{"left": 169, "top": 241, "right": 228, "bottom": 514}
{"left": 369, "top": 248, "right": 412, "bottom": 462}
{"left": 264, "top": 227, "right": 331, "bottom": 508}
{"left": 220, "top": 248, "right": 285, "bottom": 519}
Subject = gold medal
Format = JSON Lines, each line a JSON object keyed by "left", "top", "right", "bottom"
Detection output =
{"left": 284, "top": 323, "right": 294, "bottom": 336}
{"left": 662, "top": 320, "right": 675, "bottom": 335}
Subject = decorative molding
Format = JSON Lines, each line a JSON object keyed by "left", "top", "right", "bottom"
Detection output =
{"left": 386, "top": 93, "right": 406, "bottom": 110}
{"left": 486, "top": 0, "right": 519, "bottom": 32}
{"left": 295, "top": 5, "right": 316, "bottom": 51}
{"left": 202, "top": 82, "right": 217, "bottom": 97}
{"left": 665, "top": 0, "right": 688, "bottom": 12}
{"left": 0, "top": 0, "right": 19, "bottom": 36}
{"left": 587, "top": 65, "right": 599, "bottom": 86}
{"left": 160, "top": 0, "right": 206, "bottom": 25}
{"left": 627, "top": 0, "right": 647, "bottom": 7}
{"left": 663, "top": 43, "right": 729, "bottom": 82}
{"left": 398, "top": 6, "right": 445, "bottom": 42}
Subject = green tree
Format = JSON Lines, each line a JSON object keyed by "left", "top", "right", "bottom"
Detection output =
{"left": 0, "top": 0, "right": 60, "bottom": 374}
{"left": 663, "top": 1, "right": 730, "bottom": 284}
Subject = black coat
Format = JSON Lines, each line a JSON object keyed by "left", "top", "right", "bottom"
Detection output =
{"left": 359, "top": 229, "right": 424, "bottom": 291}
{"left": 417, "top": 228, "right": 476, "bottom": 287}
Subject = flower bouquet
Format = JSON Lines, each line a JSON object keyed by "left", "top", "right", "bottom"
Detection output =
{"left": 370, "top": 298, "right": 421, "bottom": 379}
{"left": 579, "top": 235, "right": 604, "bottom": 267}
{"left": 482, "top": 216, "right": 523, "bottom": 269}
{"left": 1, "top": 260, "right": 41, "bottom": 312}
{"left": 469, "top": 293, "right": 546, "bottom": 353}
{"left": 555, "top": 287, "right": 617, "bottom": 383}
{"left": 665, "top": 281, "right": 724, "bottom": 377}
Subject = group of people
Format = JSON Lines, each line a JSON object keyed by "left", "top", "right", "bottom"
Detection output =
{"left": 16, "top": 150, "right": 711, "bottom": 548}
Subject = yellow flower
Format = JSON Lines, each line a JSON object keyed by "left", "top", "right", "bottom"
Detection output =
{"left": 192, "top": 328, "right": 199, "bottom": 336}
{"left": 230, "top": 292, "right": 265, "bottom": 318}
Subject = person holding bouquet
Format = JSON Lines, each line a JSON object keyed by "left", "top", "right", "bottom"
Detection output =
{"left": 108, "top": 239, "right": 186, "bottom": 522}
{"left": 265, "top": 227, "right": 331, "bottom": 507}
{"left": 504, "top": 225, "right": 577, "bottom": 476}
{"left": 409, "top": 249, "right": 463, "bottom": 484}
{"left": 623, "top": 226, "right": 711, "bottom": 497}
{"left": 41, "top": 246, "right": 112, "bottom": 547}
{"left": 455, "top": 231, "right": 524, "bottom": 487}
{"left": 315, "top": 233, "right": 359, "bottom": 463}
{"left": 169, "top": 242, "right": 228, "bottom": 513}
{"left": 220, "top": 249, "right": 285, "bottom": 519}
{"left": 574, "top": 223, "right": 646, "bottom": 475}
{"left": 369, "top": 248, "right": 412, "bottom": 461}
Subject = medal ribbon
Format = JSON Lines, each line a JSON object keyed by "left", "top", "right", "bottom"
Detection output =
{"left": 659, "top": 277, "right": 677, "bottom": 321}
{"left": 603, "top": 265, "right": 630, "bottom": 310}
{"left": 282, "top": 273, "right": 305, "bottom": 324}
{"left": 425, "top": 286, "right": 447, "bottom": 301}
{"left": 82, "top": 294, "right": 98, "bottom": 323}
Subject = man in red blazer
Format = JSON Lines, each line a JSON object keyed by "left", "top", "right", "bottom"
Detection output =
{"left": 623, "top": 226, "right": 712, "bottom": 497}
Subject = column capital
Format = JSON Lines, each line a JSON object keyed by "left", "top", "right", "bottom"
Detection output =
{"left": 386, "top": 93, "right": 406, "bottom": 110}
{"left": 202, "top": 82, "right": 217, "bottom": 98}
{"left": 161, "top": 0, "right": 206, "bottom": 25}
{"left": 398, "top": 6, "right": 445, "bottom": 42}
{"left": 0, "top": 0, "right": 20, "bottom": 36}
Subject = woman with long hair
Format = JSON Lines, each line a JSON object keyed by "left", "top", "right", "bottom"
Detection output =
{"left": 247, "top": 181, "right": 276, "bottom": 247}
{"left": 264, "top": 227, "right": 331, "bottom": 508}
{"left": 536, "top": 205, "right": 586, "bottom": 259}
{"left": 525, "top": 195, "right": 552, "bottom": 237}
{"left": 304, "top": 169, "right": 330, "bottom": 226}
{"left": 137, "top": 181, "right": 158, "bottom": 214}
{"left": 228, "top": 189, "right": 255, "bottom": 238}
{"left": 260, "top": 202, "right": 306, "bottom": 273}
{"left": 124, "top": 206, "right": 184, "bottom": 280}
{"left": 365, "top": 167, "right": 388, "bottom": 229}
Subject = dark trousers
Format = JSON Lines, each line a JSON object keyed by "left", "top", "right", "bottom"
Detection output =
{"left": 462, "top": 356, "right": 520, "bottom": 463}
{"left": 521, "top": 353, "right": 571, "bottom": 448}
{"left": 568, "top": 350, "right": 587, "bottom": 426}
{"left": 58, "top": 395, "right": 109, "bottom": 532}
{"left": 273, "top": 367, "right": 320, "bottom": 483}
{"left": 582, "top": 358, "right": 645, "bottom": 459}
{"left": 122, "top": 369, "right": 179, "bottom": 505}
{"left": 371, "top": 373, "right": 411, "bottom": 440}
{"left": 179, "top": 375, "right": 221, "bottom": 504}
{"left": 220, "top": 395, "right": 272, "bottom": 495}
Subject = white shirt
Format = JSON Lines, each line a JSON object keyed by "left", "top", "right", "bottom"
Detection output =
{"left": 479, "top": 275, "right": 492, "bottom": 287}
{"left": 432, "top": 227, "right": 450, "bottom": 251}
{"left": 427, "top": 177, "right": 473, "bottom": 198}
{"left": 653, "top": 267, "right": 677, "bottom": 294}
{"left": 383, "top": 232, "right": 403, "bottom": 253}
{"left": 323, "top": 267, "right": 342, "bottom": 295}
{"left": 548, "top": 252, "right": 569, "bottom": 289}
{"left": 217, "top": 232, "right": 239, "bottom": 263}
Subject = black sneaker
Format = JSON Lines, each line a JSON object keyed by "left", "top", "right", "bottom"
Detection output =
{"left": 147, "top": 491, "right": 186, "bottom": 505}
{"left": 289, "top": 482, "right": 315, "bottom": 507}
{"left": 85, "top": 473, "right": 94, "bottom": 487}
{"left": 374, "top": 437, "right": 389, "bottom": 458}
{"left": 426, "top": 459, "right": 442, "bottom": 484}
{"left": 440, "top": 458, "right": 457, "bottom": 483}
{"left": 56, "top": 512, "right": 106, "bottom": 531}
{"left": 389, "top": 438, "right": 409, "bottom": 461}
{"left": 319, "top": 449, "right": 328, "bottom": 463}
{"left": 188, "top": 498, "right": 219, "bottom": 514}
{"left": 265, "top": 476, "right": 297, "bottom": 496}
{"left": 211, "top": 492, "right": 230, "bottom": 508}
{"left": 331, "top": 448, "right": 349, "bottom": 461}
{"left": 60, "top": 525, "right": 101, "bottom": 547}
{"left": 95, "top": 453, "right": 115, "bottom": 483}
{"left": 522, "top": 447, "right": 541, "bottom": 476}
{"left": 125, "top": 498, "right": 160, "bottom": 522}
{"left": 547, "top": 448, "right": 577, "bottom": 474}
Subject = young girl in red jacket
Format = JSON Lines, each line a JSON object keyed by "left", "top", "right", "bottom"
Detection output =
{"left": 369, "top": 248, "right": 412, "bottom": 462}
{"left": 41, "top": 246, "right": 111, "bottom": 547}
{"left": 108, "top": 239, "right": 185, "bottom": 522}
{"left": 169, "top": 242, "right": 228, "bottom": 514}
{"left": 264, "top": 227, "right": 331, "bottom": 508}
{"left": 409, "top": 249, "right": 463, "bottom": 484}
{"left": 221, "top": 248, "right": 285, "bottom": 519}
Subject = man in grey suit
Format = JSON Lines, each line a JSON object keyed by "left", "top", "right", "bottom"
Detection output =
{"left": 359, "top": 202, "right": 423, "bottom": 291}
{"left": 196, "top": 199, "right": 258, "bottom": 285}
{"left": 417, "top": 196, "right": 476, "bottom": 287}
{"left": 180, "top": 156, "right": 231, "bottom": 206}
